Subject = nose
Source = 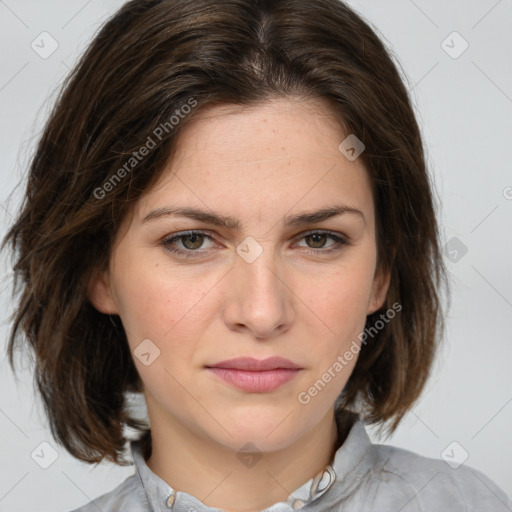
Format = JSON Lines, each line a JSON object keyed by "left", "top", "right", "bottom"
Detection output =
{"left": 223, "top": 242, "right": 295, "bottom": 339}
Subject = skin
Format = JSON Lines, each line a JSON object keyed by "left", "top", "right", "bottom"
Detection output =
{"left": 88, "top": 96, "right": 390, "bottom": 512}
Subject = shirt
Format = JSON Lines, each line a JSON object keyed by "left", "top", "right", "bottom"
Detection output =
{"left": 69, "top": 413, "right": 512, "bottom": 512}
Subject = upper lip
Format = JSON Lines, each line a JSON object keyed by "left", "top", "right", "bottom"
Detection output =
{"left": 206, "top": 357, "right": 301, "bottom": 371}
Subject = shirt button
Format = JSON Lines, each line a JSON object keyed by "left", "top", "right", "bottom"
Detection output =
{"left": 165, "top": 490, "right": 176, "bottom": 509}
{"left": 310, "top": 465, "right": 336, "bottom": 498}
{"left": 291, "top": 498, "right": 305, "bottom": 510}
{"left": 317, "top": 467, "right": 335, "bottom": 492}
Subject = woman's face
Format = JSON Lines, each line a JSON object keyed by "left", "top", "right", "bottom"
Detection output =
{"left": 89, "top": 97, "right": 390, "bottom": 452}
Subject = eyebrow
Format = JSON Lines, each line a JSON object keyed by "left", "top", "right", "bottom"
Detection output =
{"left": 142, "top": 204, "right": 366, "bottom": 229}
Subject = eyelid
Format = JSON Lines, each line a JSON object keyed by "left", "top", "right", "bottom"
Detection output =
{"left": 163, "top": 228, "right": 349, "bottom": 242}
{"left": 162, "top": 229, "right": 218, "bottom": 249}
{"left": 293, "top": 228, "right": 350, "bottom": 243}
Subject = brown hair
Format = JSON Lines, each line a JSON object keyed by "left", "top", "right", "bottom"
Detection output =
{"left": 2, "top": 0, "right": 448, "bottom": 464}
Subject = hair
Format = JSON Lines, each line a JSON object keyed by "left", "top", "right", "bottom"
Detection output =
{"left": 2, "top": 0, "right": 449, "bottom": 465}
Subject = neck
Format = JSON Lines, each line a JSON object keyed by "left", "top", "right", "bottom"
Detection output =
{"left": 145, "top": 405, "right": 340, "bottom": 512}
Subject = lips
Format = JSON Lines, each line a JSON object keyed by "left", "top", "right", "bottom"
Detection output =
{"left": 205, "top": 357, "right": 302, "bottom": 393}
{"left": 206, "top": 356, "right": 301, "bottom": 371}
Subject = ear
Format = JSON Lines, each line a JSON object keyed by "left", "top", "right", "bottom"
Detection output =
{"left": 87, "top": 268, "right": 119, "bottom": 314}
{"left": 367, "top": 263, "right": 391, "bottom": 315}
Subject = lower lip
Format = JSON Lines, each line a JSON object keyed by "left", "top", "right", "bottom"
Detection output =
{"left": 206, "top": 368, "right": 301, "bottom": 393}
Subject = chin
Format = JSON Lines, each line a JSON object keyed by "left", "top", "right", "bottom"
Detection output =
{"left": 202, "top": 406, "right": 310, "bottom": 452}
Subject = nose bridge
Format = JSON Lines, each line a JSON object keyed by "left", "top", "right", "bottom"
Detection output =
{"left": 225, "top": 236, "right": 294, "bottom": 336}
{"left": 237, "top": 237, "right": 284, "bottom": 301}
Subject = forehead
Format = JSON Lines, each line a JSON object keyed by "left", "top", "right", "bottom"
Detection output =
{"left": 136, "top": 97, "right": 374, "bottom": 228}
{"left": 170, "top": 97, "right": 346, "bottom": 163}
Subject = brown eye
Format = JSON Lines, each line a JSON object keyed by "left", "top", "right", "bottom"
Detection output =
{"left": 181, "top": 233, "right": 205, "bottom": 250}
{"left": 295, "top": 231, "right": 348, "bottom": 255}
{"left": 305, "top": 233, "right": 328, "bottom": 248}
{"left": 162, "top": 231, "right": 215, "bottom": 257}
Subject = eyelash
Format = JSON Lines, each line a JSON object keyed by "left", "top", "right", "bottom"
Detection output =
{"left": 161, "top": 230, "right": 348, "bottom": 259}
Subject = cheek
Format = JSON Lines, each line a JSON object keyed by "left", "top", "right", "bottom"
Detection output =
{"left": 299, "top": 260, "right": 376, "bottom": 401}
{"left": 310, "top": 263, "right": 375, "bottom": 333}
{"left": 112, "top": 266, "right": 212, "bottom": 396}
{"left": 111, "top": 259, "right": 215, "bottom": 349}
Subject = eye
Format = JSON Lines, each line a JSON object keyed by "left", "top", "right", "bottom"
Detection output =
{"left": 161, "top": 230, "right": 216, "bottom": 257}
{"left": 294, "top": 230, "right": 348, "bottom": 255}
{"left": 160, "top": 229, "right": 348, "bottom": 259}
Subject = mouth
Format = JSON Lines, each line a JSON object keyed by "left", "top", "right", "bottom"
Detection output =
{"left": 205, "top": 357, "right": 303, "bottom": 393}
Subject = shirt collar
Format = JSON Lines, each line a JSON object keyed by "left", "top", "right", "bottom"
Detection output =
{"left": 130, "top": 412, "right": 374, "bottom": 512}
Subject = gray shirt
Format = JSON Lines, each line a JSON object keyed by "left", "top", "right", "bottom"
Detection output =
{"left": 70, "top": 419, "right": 512, "bottom": 512}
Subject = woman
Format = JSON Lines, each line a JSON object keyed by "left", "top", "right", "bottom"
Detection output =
{"left": 3, "top": 0, "right": 511, "bottom": 510}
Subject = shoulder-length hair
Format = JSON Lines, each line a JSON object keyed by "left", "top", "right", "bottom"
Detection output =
{"left": 3, "top": 0, "right": 448, "bottom": 464}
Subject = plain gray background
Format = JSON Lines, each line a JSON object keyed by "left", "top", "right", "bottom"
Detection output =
{"left": 0, "top": 1, "right": 511, "bottom": 511}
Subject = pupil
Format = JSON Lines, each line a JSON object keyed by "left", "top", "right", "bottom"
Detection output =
{"left": 309, "top": 234, "right": 325, "bottom": 248}
{"left": 184, "top": 234, "right": 203, "bottom": 249}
